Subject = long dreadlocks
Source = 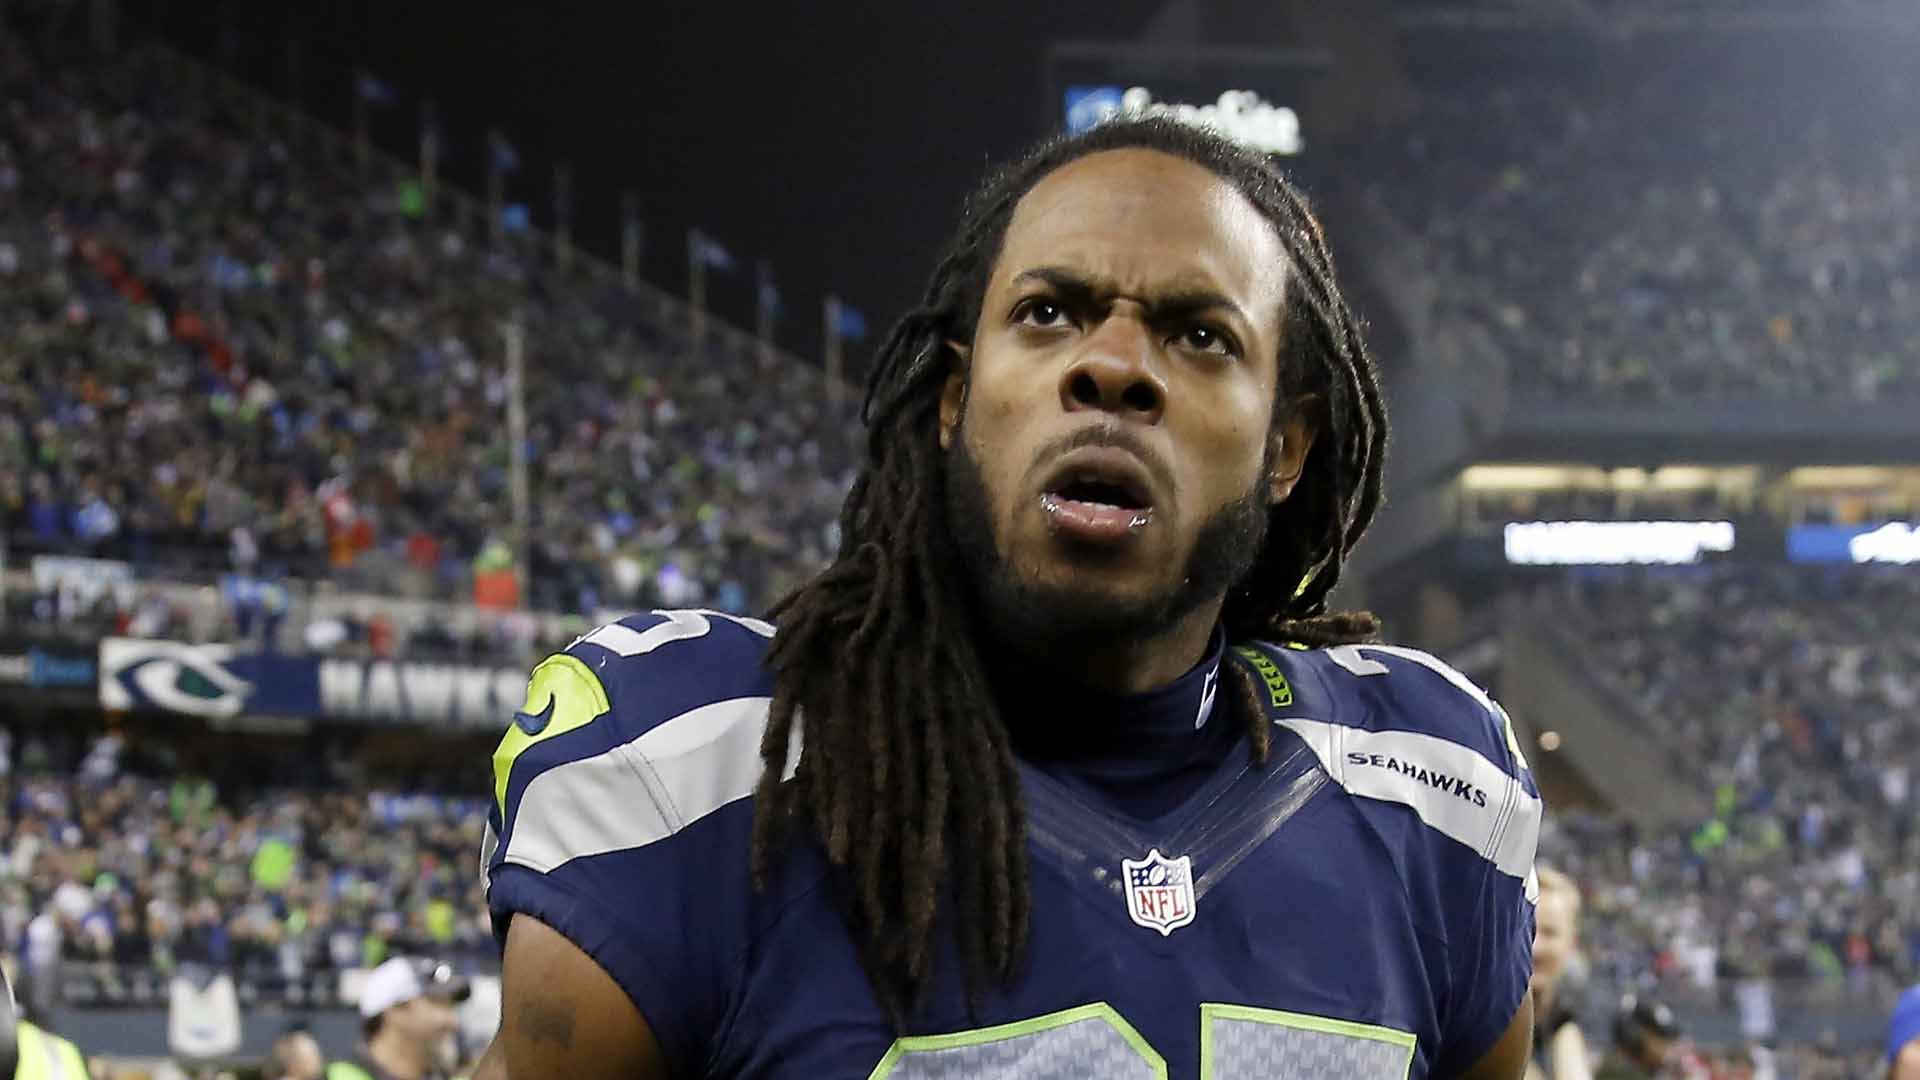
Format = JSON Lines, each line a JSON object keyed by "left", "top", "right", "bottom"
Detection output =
{"left": 749, "top": 117, "right": 1390, "bottom": 1024}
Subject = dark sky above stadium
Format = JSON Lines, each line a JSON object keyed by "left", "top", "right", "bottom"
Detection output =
{"left": 135, "top": 0, "right": 1174, "bottom": 375}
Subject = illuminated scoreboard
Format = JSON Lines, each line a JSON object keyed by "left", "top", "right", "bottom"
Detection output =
{"left": 1046, "top": 42, "right": 1325, "bottom": 155}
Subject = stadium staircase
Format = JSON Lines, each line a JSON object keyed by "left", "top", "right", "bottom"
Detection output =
{"left": 1497, "top": 596, "right": 1712, "bottom": 826}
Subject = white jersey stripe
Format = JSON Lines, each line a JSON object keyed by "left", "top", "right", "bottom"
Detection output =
{"left": 1277, "top": 717, "right": 1541, "bottom": 884}
{"left": 479, "top": 818, "right": 500, "bottom": 885}
{"left": 1336, "top": 638, "right": 1528, "bottom": 772}
{"left": 501, "top": 695, "right": 793, "bottom": 875}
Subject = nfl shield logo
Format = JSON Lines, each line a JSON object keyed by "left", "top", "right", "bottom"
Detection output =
{"left": 1122, "top": 849, "right": 1196, "bottom": 936}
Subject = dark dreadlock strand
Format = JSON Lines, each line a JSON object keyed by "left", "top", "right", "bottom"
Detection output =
{"left": 750, "top": 116, "right": 1392, "bottom": 1025}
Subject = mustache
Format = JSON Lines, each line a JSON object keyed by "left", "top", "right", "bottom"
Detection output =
{"left": 1027, "top": 423, "right": 1178, "bottom": 505}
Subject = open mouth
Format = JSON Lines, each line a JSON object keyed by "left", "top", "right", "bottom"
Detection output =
{"left": 1038, "top": 450, "right": 1157, "bottom": 543}
{"left": 1050, "top": 475, "right": 1149, "bottom": 512}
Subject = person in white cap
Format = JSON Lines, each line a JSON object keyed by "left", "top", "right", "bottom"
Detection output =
{"left": 329, "top": 957, "right": 470, "bottom": 1080}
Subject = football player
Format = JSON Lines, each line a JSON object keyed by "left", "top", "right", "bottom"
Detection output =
{"left": 478, "top": 116, "right": 1541, "bottom": 1079}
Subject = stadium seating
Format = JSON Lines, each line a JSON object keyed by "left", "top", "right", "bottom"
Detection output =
{"left": 1534, "top": 567, "right": 1920, "bottom": 1009}
{"left": 0, "top": 30, "right": 857, "bottom": 632}
{"left": 1355, "top": 38, "right": 1920, "bottom": 402}
{"left": 2, "top": 732, "right": 493, "bottom": 1015}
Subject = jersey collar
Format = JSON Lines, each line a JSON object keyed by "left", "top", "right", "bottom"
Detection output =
{"left": 992, "top": 626, "right": 1229, "bottom": 761}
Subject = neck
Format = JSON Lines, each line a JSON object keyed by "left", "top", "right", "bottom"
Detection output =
{"left": 367, "top": 1031, "right": 428, "bottom": 1080}
{"left": 1018, "top": 599, "right": 1222, "bottom": 695}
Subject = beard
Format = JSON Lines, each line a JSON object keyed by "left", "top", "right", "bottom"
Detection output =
{"left": 943, "top": 427, "right": 1270, "bottom": 651}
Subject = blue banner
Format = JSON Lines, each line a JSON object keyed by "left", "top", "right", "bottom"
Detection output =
{"left": 0, "top": 645, "right": 97, "bottom": 691}
{"left": 1065, "top": 85, "right": 1124, "bottom": 133}
{"left": 1787, "top": 522, "right": 1920, "bottom": 564}
{"left": 99, "top": 639, "right": 527, "bottom": 730}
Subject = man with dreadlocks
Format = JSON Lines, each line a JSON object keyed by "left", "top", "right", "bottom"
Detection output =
{"left": 476, "top": 116, "right": 1541, "bottom": 1080}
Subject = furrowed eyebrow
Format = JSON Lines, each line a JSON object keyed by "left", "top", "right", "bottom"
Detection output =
{"left": 1008, "top": 266, "right": 1251, "bottom": 330}
{"left": 1009, "top": 267, "right": 1100, "bottom": 308}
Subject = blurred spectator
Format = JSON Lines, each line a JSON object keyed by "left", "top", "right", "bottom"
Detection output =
{"left": 265, "top": 1023, "right": 326, "bottom": 1080}
{"left": 1529, "top": 867, "right": 1594, "bottom": 1080}
{"left": 340, "top": 957, "right": 468, "bottom": 1080}
{"left": 1891, "top": 984, "right": 1920, "bottom": 1080}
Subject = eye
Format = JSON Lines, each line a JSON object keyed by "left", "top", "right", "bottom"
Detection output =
{"left": 1176, "top": 324, "right": 1238, "bottom": 358}
{"left": 1014, "top": 298, "right": 1072, "bottom": 329}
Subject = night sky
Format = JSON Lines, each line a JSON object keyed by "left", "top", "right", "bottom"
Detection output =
{"left": 131, "top": 1, "right": 1174, "bottom": 374}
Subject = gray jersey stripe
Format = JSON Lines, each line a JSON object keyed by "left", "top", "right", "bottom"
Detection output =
{"left": 501, "top": 695, "right": 775, "bottom": 874}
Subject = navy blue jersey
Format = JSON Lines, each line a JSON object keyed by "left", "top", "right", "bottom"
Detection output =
{"left": 484, "top": 609, "right": 1540, "bottom": 1080}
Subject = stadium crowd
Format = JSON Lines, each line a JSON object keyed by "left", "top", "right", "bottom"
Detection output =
{"left": 1534, "top": 567, "right": 1920, "bottom": 1021}
{"left": 0, "top": 28, "right": 856, "bottom": 625}
{"left": 1361, "top": 40, "right": 1920, "bottom": 402}
{"left": 0, "top": 728, "right": 492, "bottom": 1020}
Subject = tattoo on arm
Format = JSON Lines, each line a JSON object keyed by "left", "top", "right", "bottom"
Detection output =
{"left": 519, "top": 1000, "right": 577, "bottom": 1049}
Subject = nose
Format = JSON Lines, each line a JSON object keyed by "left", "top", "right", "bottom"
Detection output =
{"left": 1058, "top": 312, "right": 1166, "bottom": 425}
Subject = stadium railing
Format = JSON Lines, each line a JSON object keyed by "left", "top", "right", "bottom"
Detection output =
{"left": 0, "top": 562, "right": 605, "bottom": 664}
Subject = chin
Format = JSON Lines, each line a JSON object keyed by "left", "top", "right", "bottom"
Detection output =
{"left": 983, "top": 559, "right": 1195, "bottom": 645}
{"left": 1019, "top": 552, "right": 1178, "bottom": 605}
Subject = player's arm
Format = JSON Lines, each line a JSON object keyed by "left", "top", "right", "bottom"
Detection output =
{"left": 1458, "top": 996, "right": 1532, "bottom": 1080}
{"left": 1894, "top": 1040, "right": 1920, "bottom": 1080}
{"left": 486, "top": 913, "right": 669, "bottom": 1080}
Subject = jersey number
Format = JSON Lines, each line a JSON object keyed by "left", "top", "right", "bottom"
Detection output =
{"left": 573, "top": 608, "right": 776, "bottom": 655}
{"left": 869, "top": 1002, "right": 1415, "bottom": 1080}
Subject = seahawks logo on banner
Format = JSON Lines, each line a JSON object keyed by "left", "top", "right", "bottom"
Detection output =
{"left": 100, "top": 639, "right": 257, "bottom": 719}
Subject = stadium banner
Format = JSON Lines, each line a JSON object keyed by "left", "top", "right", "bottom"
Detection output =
{"left": 1047, "top": 42, "right": 1317, "bottom": 155}
{"left": 0, "top": 638, "right": 98, "bottom": 692}
{"left": 98, "top": 638, "right": 527, "bottom": 730}
{"left": 1787, "top": 522, "right": 1920, "bottom": 565}
{"left": 1063, "top": 85, "right": 1303, "bottom": 153}
{"left": 1502, "top": 520, "right": 1736, "bottom": 566}
{"left": 31, "top": 554, "right": 135, "bottom": 611}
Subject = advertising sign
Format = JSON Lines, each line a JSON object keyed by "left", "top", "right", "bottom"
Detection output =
{"left": 99, "top": 638, "right": 528, "bottom": 730}
{"left": 1787, "top": 522, "right": 1920, "bottom": 565}
{"left": 1048, "top": 41, "right": 1318, "bottom": 154}
{"left": 0, "top": 645, "right": 98, "bottom": 690}
{"left": 1502, "top": 521, "right": 1736, "bottom": 566}
{"left": 31, "top": 554, "right": 134, "bottom": 613}
{"left": 1064, "top": 85, "right": 1303, "bottom": 154}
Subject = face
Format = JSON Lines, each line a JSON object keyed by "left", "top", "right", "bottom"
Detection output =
{"left": 1637, "top": 1032, "right": 1673, "bottom": 1070}
{"left": 1530, "top": 883, "right": 1579, "bottom": 997}
{"left": 280, "top": 1033, "right": 324, "bottom": 1080}
{"left": 940, "top": 149, "right": 1314, "bottom": 646}
{"left": 391, "top": 994, "right": 460, "bottom": 1051}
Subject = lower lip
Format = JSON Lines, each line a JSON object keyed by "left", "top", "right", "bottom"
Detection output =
{"left": 1040, "top": 494, "right": 1153, "bottom": 545}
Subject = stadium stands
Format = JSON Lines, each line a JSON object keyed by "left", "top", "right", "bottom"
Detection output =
{"left": 1535, "top": 567, "right": 1920, "bottom": 1015}
{"left": 1, "top": 731, "right": 492, "bottom": 1020}
{"left": 1358, "top": 37, "right": 1920, "bottom": 402}
{"left": 0, "top": 29, "right": 857, "bottom": 631}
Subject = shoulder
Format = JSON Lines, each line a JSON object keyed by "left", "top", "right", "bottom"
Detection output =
{"left": 1234, "top": 640, "right": 1539, "bottom": 893}
{"left": 486, "top": 609, "right": 783, "bottom": 878}
{"left": 1238, "top": 640, "right": 1529, "bottom": 780}
{"left": 563, "top": 607, "right": 780, "bottom": 729}
{"left": 481, "top": 611, "right": 795, "bottom": 1073}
